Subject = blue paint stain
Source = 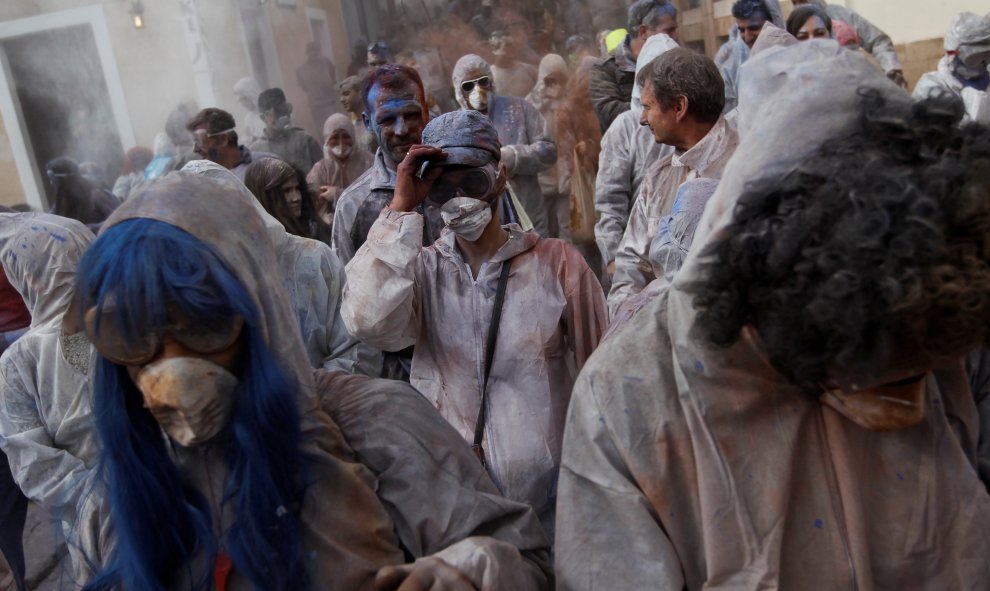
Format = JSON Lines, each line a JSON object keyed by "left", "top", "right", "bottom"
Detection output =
{"left": 669, "top": 511, "right": 676, "bottom": 518}
{"left": 623, "top": 375, "right": 643, "bottom": 383}
{"left": 598, "top": 416, "right": 606, "bottom": 425}
{"left": 896, "top": 472, "right": 905, "bottom": 481}
{"left": 694, "top": 360, "right": 705, "bottom": 373}
{"left": 49, "top": 233, "right": 66, "bottom": 242}
{"left": 623, "top": 408, "right": 629, "bottom": 415}
{"left": 814, "top": 519, "right": 824, "bottom": 529}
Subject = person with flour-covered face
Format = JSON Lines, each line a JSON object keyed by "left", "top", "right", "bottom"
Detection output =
{"left": 342, "top": 109, "right": 607, "bottom": 541}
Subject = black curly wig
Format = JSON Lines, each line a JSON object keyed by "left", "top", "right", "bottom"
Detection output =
{"left": 690, "top": 89, "right": 990, "bottom": 392}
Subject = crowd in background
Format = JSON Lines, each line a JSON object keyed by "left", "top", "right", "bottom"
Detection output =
{"left": 1, "top": 0, "right": 989, "bottom": 589}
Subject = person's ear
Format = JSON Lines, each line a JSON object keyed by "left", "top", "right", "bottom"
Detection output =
{"left": 674, "top": 95, "right": 689, "bottom": 123}
{"left": 637, "top": 24, "right": 649, "bottom": 40}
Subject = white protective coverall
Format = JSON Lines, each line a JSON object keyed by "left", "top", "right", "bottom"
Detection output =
{"left": 341, "top": 209, "right": 607, "bottom": 535}
{"left": 607, "top": 113, "right": 739, "bottom": 317}
{"left": 913, "top": 12, "right": 990, "bottom": 125}
{"left": 715, "top": 0, "right": 785, "bottom": 112}
{"left": 86, "top": 173, "right": 551, "bottom": 590}
{"left": 594, "top": 34, "right": 679, "bottom": 270}
{"left": 182, "top": 160, "right": 381, "bottom": 376}
{"left": 557, "top": 41, "right": 990, "bottom": 590}
{"left": 0, "top": 213, "right": 99, "bottom": 576}
{"left": 453, "top": 55, "right": 558, "bottom": 237}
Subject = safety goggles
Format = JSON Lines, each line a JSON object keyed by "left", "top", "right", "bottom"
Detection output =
{"left": 427, "top": 166, "right": 498, "bottom": 204}
{"left": 84, "top": 305, "right": 244, "bottom": 366}
{"left": 192, "top": 127, "right": 235, "bottom": 147}
{"left": 460, "top": 76, "right": 492, "bottom": 94}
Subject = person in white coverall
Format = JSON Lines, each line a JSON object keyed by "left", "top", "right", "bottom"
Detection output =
{"left": 557, "top": 41, "right": 990, "bottom": 591}
{"left": 913, "top": 12, "right": 990, "bottom": 125}
{"left": 0, "top": 213, "right": 100, "bottom": 581}
{"left": 608, "top": 48, "right": 739, "bottom": 318}
{"left": 452, "top": 54, "right": 557, "bottom": 237}
{"left": 342, "top": 109, "right": 607, "bottom": 540}
{"left": 594, "top": 33, "right": 679, "bottom": 277}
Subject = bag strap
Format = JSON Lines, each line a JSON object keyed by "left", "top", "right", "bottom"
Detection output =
{"left": 472, "top": 258, "right": 512, "bottom": 466}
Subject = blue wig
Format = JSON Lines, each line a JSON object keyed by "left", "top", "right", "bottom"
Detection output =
{"left": 78, "top": 219, "right": 310, "bottom": 591}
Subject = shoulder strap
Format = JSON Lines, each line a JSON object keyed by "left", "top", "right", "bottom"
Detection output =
{"left": 472, "top": 258, "right": 512, "bottom": 465}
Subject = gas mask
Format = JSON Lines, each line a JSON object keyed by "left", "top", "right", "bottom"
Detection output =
{"left": 953, "top": 47, "right": 990, "bottom": 80}
{"left": 819, "top": 374, "right": 927, "bottom": 431}
{"left": 441, "top": 197, "right": 494, "bottom": 242}
{"left": 135, "top": 357, "right": 239, "bottom": 447}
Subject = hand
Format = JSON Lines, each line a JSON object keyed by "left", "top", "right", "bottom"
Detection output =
{"left": 318, "top": 185, "right": 335, "bottom": 203}
{"left": 374, "top": 557, "right": 477, "bottom": 591}
{"left": 886, "top": 69, "right": 908, "bottom": 89}
{"left": 500, "top": 146, "right": 517, "bottom": 173}
{"left": 606, "top": 260, "right": 616, "bottom": 277}
{"left": 390, "top": 145, "right": 447, "bottom": 212}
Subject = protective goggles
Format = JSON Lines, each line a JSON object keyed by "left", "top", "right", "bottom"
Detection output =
{"left": 427, "top": 166, "right": 498, "bottom": 205}
{"left": 84, "top": 306, "right": 243, "bottom": 366}
{"left": 192, "top": 127, "right": 235, "bottom": 147}
{"left": 460, "top": 76, "right": 492, "bottom": 94}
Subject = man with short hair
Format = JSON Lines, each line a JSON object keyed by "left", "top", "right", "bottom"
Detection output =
{"left": 452, "top": 54, "right": 557, "bottom": 237}
{"left": 339, "top": 75, "right": 378, "bottom": 154}
{"left": 716, "top": 0, "right": 785, "bottom": 112}
{"left": 249, "top": 88, "right": 323, "bottom": 173}
{"left": 366, "top": 41, "right": 392, "bottom": 69}
{"left": 589, "top": 0, "right": 680, "bottom": 132}
{"left": 608, "top": 48, "right": 738, "bottom": 316}
{"left": 793, "top": 0, "right": 907, "bottom": 87}
{"left": 341, "top": 109, "right": 607, "bottom": 540}
{"left": 186, "top": 108, "right": 275, "bottom": 180}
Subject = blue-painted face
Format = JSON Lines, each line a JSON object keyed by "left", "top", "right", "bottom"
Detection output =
{"left": 363, "top": 84, "right": 427, "bottom": 166}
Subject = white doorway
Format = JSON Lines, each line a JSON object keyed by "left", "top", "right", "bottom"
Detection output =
{"left": 0, "top": 5, "right": 134, "bottom": 211}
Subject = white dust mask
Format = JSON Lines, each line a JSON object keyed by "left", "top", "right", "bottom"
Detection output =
{"left": 441, "top": 197, "right": 493, "bottom": 242}
{"left": 330, "top": 144, "right": 352, "bottom": 159}
{"left": 468, "top": 87, "right": 490, "bottom": 113}
{"left": 135, "top": 357, "right": 238, "bottom": 447}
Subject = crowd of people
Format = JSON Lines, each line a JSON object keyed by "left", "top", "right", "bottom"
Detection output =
{"left": 1, "top": 0, "right": 989, "bottom": 589}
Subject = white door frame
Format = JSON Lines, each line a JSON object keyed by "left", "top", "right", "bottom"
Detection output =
{"left": 0, "top": 4, "right": 135, "bottom": 211}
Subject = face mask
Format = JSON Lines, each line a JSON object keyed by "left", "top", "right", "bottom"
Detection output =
{"left": 954, "top": 57, "right": 988, "bottom": 80}
{"left": 468, "top": 87, "right": 490, "bottom": 113}
{"left": 441, "top": 197, "right": 493, "bottom": 242}
{"left": 819, "top": 375, "right": 926, "bottom": 431}
{"left": 330, "top": 144, "right": 352, "bottom": 159}
{"left": 135, "top": 357, "right": 238, "bottom": 447}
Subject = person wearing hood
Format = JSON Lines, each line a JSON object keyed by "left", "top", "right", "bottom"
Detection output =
{"left": 452, "top": 54, "right": 557, "bottom": 237}
{"left": 557, "top": 41, "right": 990, "bottom": 590}
{"left": 589, "top": 0, "right": 679, "bottom": 132}
{"left": 73, "top": 172, "right": 551, "bottom": 590}
{"left": 232, "top": 77, "right": 268, "bottom": 147}
{"left": 0, "top": 213, "right": 101, "bottom": 586}
{"left": 595, "top": 33, "right": 679, "bottom": 279}
{"left": 490, "top": 24, "right": 538, "bottom": 98}
{"left": 249, "top": 88, "right": 323, "bottom": 174}
{"left": 793, "top": 0, "right": 906, "bottom": 87}
{"left": 914, "top": 12, "right": 990, "bottom": 125}
{"left": 339, "top": 75, "right": 379, "bottom": 155}
{"left": 306, "top": 113, "right": 374, "bottom": 227}
{"left": 528, "top": 54, "right": 571, "bottom": 239}
{"left": 341, "top": 110, "right": 607, "bottom": 540}
{"left": 608, "top": 48, "right": 739, "bottom": 318}
{"left": 45, "top": 157, "right": 118, "bottom": 228}
{"left": 186, "top": 108, "right": 277, "bottom": 181}
{"left": 715, "top": 0, "right": 785, "bottom": 112}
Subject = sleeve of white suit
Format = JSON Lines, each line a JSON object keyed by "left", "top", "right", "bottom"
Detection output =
{"left": 318, "top": 247, "right": 384, "bottom": 377}
{"left": 505, "top": 102, "right": 558, "bottom": 177}
{"left": 341, "top": 208, "right": 423, "bottom": 352}
{"left": 833, "top": 6, "right": 902, "bottom": 72}
{"left": 607, "top": 184, "right": 656, "bottom": 318}
{"left": 594, "top": 118, "right": 636, "bottom": 266}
